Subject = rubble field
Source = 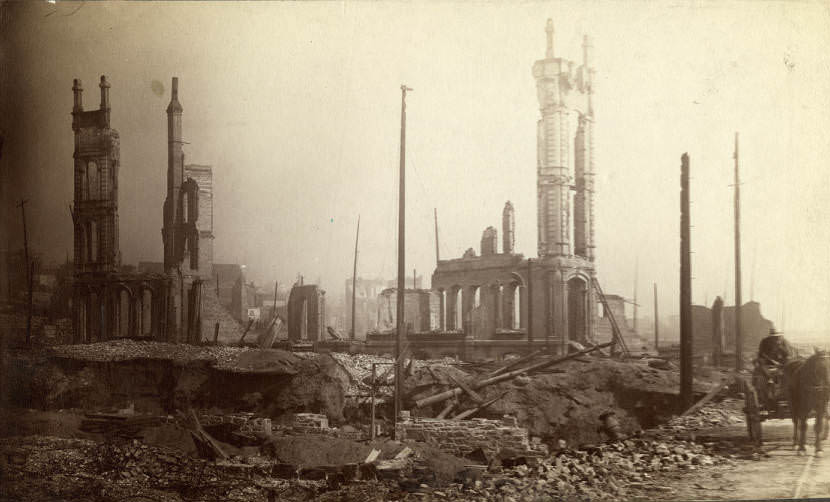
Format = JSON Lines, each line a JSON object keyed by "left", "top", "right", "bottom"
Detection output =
{"left": 0, "top": 340, "right": 744, "bottom": 501}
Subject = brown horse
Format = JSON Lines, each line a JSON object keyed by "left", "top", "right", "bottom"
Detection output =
{"left": 786, "top": 352, "right": 830, "bottom": 456}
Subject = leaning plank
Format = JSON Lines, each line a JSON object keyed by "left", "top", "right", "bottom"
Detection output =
{"left": 415, "top": 342, "right": 613, "bottom": 409}
{"left": 487, "top": 349, "right": 546, "bottom": 377}
{"left": 436, "top": 400, "right": 456, "bottom": 419}
{"left": 451, "top": 393, "right": 507, "bottom": 420}
{"left": 448, "top": 373, "right": 484, "bottom": 404}
{"left": 681, "top": 379, "right": 728, "bottom": 417}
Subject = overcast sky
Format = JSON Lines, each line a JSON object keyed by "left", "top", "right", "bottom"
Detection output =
{"left": 1, "top": 1, "right": 829, "bottom": 334}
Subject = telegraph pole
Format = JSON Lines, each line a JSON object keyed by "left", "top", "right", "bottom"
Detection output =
{"left": 351, "top": 215, "right": 360, "bottom": 340}
{"left": 434, "top": 208, "right": 440, "bottom": 263}
{"left": 733, "top": 132, "right": 743, "bottom": 371}
{"left": 394, "top": 84, "right": 412, "bottom": 437}
{"left": 17, "top": 199, "right": 31, "bottom": 346}
{"left": 527, "top": 258, "right": 533, "bottom": 347}
{"left": 633, "top": 258, "right": 639, "bottom": 333}
{"left": 680, "top": 153, "right": 693, "bottom": 409}
{"left": 653, "top": 283, "right": 659, "bottom": 353}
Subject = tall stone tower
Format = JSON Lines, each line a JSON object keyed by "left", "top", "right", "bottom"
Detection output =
{"left": 502, "top": 201, "right": 515, "bottom": 254}
{"left": 72, "top": 76, "right": 121, "bottom": 274}
{"left": 533, "top": 19, "right": 594, "bottom": 259}
{"left": 162, "top": 77, "right": 202, "bottom": 343}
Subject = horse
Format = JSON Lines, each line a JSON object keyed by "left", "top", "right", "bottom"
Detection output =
{"left": 786, "top": 351, "right": 830, "bottom": 456}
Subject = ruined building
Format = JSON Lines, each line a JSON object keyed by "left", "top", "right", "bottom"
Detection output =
{"left": 287, "top": 283, "right": 326, "bottom": 342}
{"left": 71, "top": 76, "right": 168, "bottom": 342}
{"left": 431, "top": 20, "right": 597, "bottom": 351}
{"left": 376, "top": 288, "right": 440, "bottom": 333}
{"left": 183, "top": 164, "right": 214, "bottom": 280}
{"left": 162, "top": 77, "right": 204, "bottom": 344}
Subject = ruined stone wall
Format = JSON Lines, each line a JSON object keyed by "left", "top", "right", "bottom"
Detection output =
{"left": 395, "top": 417, "right": 543, "bottom": 458}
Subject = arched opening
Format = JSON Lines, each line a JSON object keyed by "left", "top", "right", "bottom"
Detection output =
{"left": 567, "top": 277, "right": 588, "bottom": 344}
{"left": 437, "top": 289, "right": 446, "bottom": 331}
{"left": 141, "top": 289, "right": 153, "bottom": 336}
{"left": 495, "top": 284, "right": 504, "bottom": 330}
{"left": 511, "top": 283, "right": 522, "bottom": 330}
{"left": 78, "top": 224, "right": 87, "bottom": 264}
{"left": 454, "top": 288, "right": 462, "bottom": 330}
{"left": 78, "top": 294, "right": 88, "bottom": 342}
{"left": 188, "top": 231, "right": 199, "bottom": 270}
{"left": 88, "top": 220, "right": 98, "bottom": 263}
{"left": 79, "top": 162, "right": 88, "bottom": 200}
{"left": 88, "top": 161, "right": 100, "bottom": 200}
{"left": 300, "top": 298, "right": 308, "bottom": 340}
{"left": 119, "top": 289, "right": 130, "bottom": 338}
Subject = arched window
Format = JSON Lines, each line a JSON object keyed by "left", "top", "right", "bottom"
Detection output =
{"left": 88, "top": 161, "right": 100, "bottom": 200}
{"left": 141, "top": 289, "right": 153, "bottom": 336}
{"left": 88, "top": 220, "right": 98, "bottom": 263}
{"left": 79, "top": 162, "right": 88, "bottom": 200}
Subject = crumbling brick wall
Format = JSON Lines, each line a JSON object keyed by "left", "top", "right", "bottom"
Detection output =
{"left": 198, "top": 412, "right": 272, "bottom": 435}
{"left": 395, "top": 417, "right": 540, "bottom": 458}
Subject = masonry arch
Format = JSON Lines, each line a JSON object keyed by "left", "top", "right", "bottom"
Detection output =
{"left": 567, "top": 275, "right": 588, "bottom": 344}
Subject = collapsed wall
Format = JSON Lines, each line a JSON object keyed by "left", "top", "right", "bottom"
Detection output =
{"left": 395, "top": 416, "right": 547, "bottom": 459}
{"left": 3, "top": 341, "right": 351, "bottom": 422}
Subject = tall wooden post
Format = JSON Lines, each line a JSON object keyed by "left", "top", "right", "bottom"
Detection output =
{"left": 527, "top": 258, "right": 533, "bottom": 347}
{"left": 434, "top": 208, "right": 440, "bottom": 263}
{"left": 633, "top": 258, "right": 638, "bottom": 333}
{"left": 351, "top": 216, "right": 360, "bottom": 340}
{"left": 653, "top": 283, "right": 659, "bottom": 353}
{"left": 395, "top": 84, "right": 412, "bottom": 438}
{"left": 18, "top": 199, "right": 31, "bottom": 346}
{"left": 680, "top": 153, "right": 694, "bottom": 409}
{"left": 733, "top": 132, "right": 743, "bottom": 371}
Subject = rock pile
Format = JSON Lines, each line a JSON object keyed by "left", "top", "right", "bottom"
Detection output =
{"left": 293, "top": 413, "right": 330, "bottom": 433}
{"left": 662, "top": 398, "right": 745, "bottom": 431}
{"left": 420, "top": 437, "right": 734, "bottom": 501}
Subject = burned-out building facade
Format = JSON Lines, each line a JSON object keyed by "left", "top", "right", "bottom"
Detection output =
{"left": 71, "top": 76, "right": 168, "bottom": 342}
{"left": 430, "top": 20, "right": 598, "bottom": 353}
{"left": 71, "top": 76, "right": 217, "bottom": 344}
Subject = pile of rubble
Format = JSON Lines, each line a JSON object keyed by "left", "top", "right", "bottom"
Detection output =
{"left": 330, "top": 352, "right": 461, "bottom": 396}
{"left": 389, "top": 436, "right": 734, "bottom": 501}
{"left": 47, "top": 339, "right": 302, "bottom": 373}
{"left": 661, "top": 398, "right": 745, "bottom": 432}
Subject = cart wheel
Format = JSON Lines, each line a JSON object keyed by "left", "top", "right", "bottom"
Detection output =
{"left": 744, "top": 381, "right": 763, "bottom": 445}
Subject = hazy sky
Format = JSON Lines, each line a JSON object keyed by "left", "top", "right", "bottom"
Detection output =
{"left": 2, "top": 1, "right": 829, "bottom": 333}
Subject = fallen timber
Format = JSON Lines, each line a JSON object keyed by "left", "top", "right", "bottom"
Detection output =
{"left": 415, "top": 341, "right": 615, "bottom": 409}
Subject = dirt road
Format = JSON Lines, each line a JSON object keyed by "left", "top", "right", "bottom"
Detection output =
{"left": 639, "top": 419, "right": 830, "bottom": 500}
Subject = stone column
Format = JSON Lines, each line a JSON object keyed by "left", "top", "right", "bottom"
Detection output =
{"left": 492, "top": 285, "right": 502, "bottom": 334}
{"left": 462, "top": 286, "right": 475, "bottom": 337}
{"left": 446, "top": 289, "right": 457, "bottom": 331}
{"left": 438, "top": 289, "right": 446, "bottom": 331}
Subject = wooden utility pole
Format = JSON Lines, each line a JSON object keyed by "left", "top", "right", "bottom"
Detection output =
{"left": 17, "top": 199, "right": 31, "bottom": 346}
{"left": 434, "top": 208, "right": 440, "bottom": 263}
{"left": 395, "top": 84, "right": 412, "bottom": 438}
{"left": 278, "top": 281, "right": 280, "bottom": 317}
{"left": 527, "top": 258, "right": 533, "bottom": 346}
{"left": 653, "top": 283, "right": 659, "bottom": 353}
{"left": 733, "top": 132, "right": 743, "bottom": 371}
{"left": 633, "top": 258, "right": 639, "bottom": 333}
{"left": 351, "top": 216, "right": 360, "bottom": 340}
{"left": 413, "top": 268, "right": 416, "bottom": 290}
{"left": 680, "top": 153, "right": 693, "bottom": 409}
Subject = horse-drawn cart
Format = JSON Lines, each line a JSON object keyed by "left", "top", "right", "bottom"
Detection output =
{"left": 742, "top": 358, "right": 791, "bottom": 444}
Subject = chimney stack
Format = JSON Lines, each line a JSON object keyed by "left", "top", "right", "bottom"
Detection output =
{"left": 545, "top": 19, "right": 555, "bottom": 58}
{"left": 72, "top": 79, "right": 83, "bottom": 112}
{"left": 99, "top": 75, "right": 110, "bottom": 126}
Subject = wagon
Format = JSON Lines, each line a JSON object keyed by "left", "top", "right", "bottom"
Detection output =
{"left": 742, "top": 358, "right": 791, "bottom": 444}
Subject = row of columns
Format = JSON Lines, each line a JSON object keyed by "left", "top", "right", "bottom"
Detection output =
{"left": 74, "top": 283, "right": 164, "bottom": 343}
{"left": 437, "top": 283, "right": 527, "bottom": 335}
